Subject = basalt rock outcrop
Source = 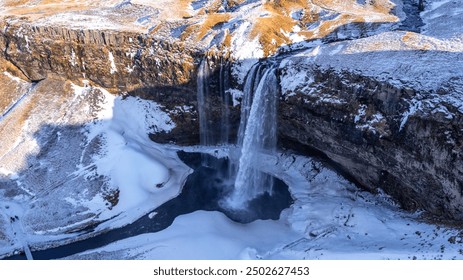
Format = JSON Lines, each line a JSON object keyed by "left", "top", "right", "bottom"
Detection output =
{"left": 0, "top": 21, "right": 199, "bottom": 91}
{"left": 278, "top": 64, "right": 463, "bottom": 221}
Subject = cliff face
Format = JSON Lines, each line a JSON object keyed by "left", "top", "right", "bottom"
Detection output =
{"left": 0, "top": 21, "right": 198, "bottom": 92}
{"left": 277, "top": 11, "right": 463, "bottom": 220}
{"left": 279, "top": 65, "right": 463, "bottom": 220}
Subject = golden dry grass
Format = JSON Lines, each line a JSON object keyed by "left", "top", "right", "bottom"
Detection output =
{"left": 248, "top": 1, "right": 315, "bottom": 55}
{"left": 0, "top": 75, "right": 21, "bottom": 112}
{"left": 150, "top": 1, "right": 397, "bottom": 55}
{"left": 1, "top": 1, "right": 104, "bottom": 19}
{"left": 2, "top": 0, "right": 30, "bottom": 7}
{"left": 401, "top": 32, "right": 434, "bottom": 50}
{"left": 250, "top": 13, "right": 293, "bottom": 55}
{"left": 1, "top": 0, "right": 398, "bottom": 56}
{"left": 0, "top": 57, "right": 30, "bottom": 81}
{"left": 182, "top": 13, "right": 231, "bottom": 41}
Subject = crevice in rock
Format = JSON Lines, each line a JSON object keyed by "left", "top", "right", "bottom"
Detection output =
{"left": 395, "top": 0, "right": 425, "bottom": 33}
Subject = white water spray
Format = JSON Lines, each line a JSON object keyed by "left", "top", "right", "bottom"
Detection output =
{"left": 228, "top": 66, "right": 279, "bottom": 208}
{"left": 197, "top": 59, "right": 212, "bottom": 147}
{"left": 196, "top": 58, "right": 280, "bottom": 209}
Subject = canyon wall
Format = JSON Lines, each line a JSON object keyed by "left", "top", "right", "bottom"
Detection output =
{"left": 279, "top": 63, "right": 463, "bottom": 221}
{"left": 0, "top": 21, "right": 198, "bottom": 91}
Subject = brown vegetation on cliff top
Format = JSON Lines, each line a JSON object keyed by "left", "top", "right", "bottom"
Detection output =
{"left": 253, "top": 0, "right": 397, "bottom": 54}
{"left": 1, "top": 0, "right": 398, "bottom": 56}
{"left": 182, "top": 13, "right": 232, "bottom": 41}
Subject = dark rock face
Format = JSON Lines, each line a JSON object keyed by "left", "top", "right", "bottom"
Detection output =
{"left": 278, "top": 65, "right": 463, "bottom": 221}
{"left": 0, "top": 20, "right": 240, "bottom": 146}
{"left": 0, "top": 21, "right": 199, "bottom": 92}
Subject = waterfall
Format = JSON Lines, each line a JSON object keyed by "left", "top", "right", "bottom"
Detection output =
{"left": 228, "top": 66, "right": 279, "bottom": 208}
{"left": 197, "top": 59, "right": 212, "bottom": 147}
{"left": 196, "top": 57, "right": 279, "bottom": 209}
{"left": 197, "top": 58, "right": 232, "bottom": 147}
{"left": 219, "top": 57, "right": 231, "bottom": 144}
{"left": 236, "top": 63, "right": 264, "bottom": 146}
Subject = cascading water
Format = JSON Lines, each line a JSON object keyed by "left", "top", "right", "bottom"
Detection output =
{"left": 236, "top": 63, "right": 264, "bottom": 146}
{"left": 219, "top": 57, "right": 231, "bottom": 145}
{"left": 197, "top": 59, "right": 212, "bottom": 147}
{"left": 227, "top": 65, "right": 279, "bottom": 208}
{"left": 197, "top": 57, "right": 232, "bottom": 147}
{"left": 196, "top": 57, "right": 280, "bottom": 209}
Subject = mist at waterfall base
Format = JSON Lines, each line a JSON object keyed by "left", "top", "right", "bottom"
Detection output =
{"left": 177, "top": 151, "right": 292, "bottom": 224}
{"left": 197, "top": 59, "right": 283, "bottom": 213}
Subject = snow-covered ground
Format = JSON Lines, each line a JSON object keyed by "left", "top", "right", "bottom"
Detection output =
{"left": 280, "top": 0, "right": 463, "bottom": 135}
{"left": 67, "top": 148, "right": 463, "bottom": 260}
{"left": 0, "top": 77, "right": 190, "bottom": 257}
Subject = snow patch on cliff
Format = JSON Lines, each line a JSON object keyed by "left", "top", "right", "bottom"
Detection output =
{"left": 230, "top": 21, "right": 263, "bottom": 84}
{"left": 108, "top": 52, "right": 118, "bottom": 74}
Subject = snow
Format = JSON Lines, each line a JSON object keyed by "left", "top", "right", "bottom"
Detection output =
{"left": 69, "top": 210, "right": 299, "bottom": 260}
{"left": 0, "top": 168, "right": 18, "bottom": 180}
{"left": 230, "top": 21, "right": 263, "bottom": 84}
{"left": 69, "top": 150, "right": 463, "bottom": 260}
{"left": 69, "top": 49, "right": 77, "bottom": 67}
{"left": 0, "top": 79, "right": 189, "bottom": 257}
{"left": 400, "top": 99, "right": 423, "bottom": 131}
{"left": 399, "top": 91, "right": 463, "bottom": 131}
{"left": 354, "top": 105, "right": 367, "bottom": 123}
{"left": 108, "top": 51, "right": 118, "bottom": 74}
{"left": 355, "top": 111, "right": 385, "bottom": 134}
{"left": 421, "top": 0, "right": 463, "bottom": 39}
{"left": 281, "top": 25, "right": 307, "bottom": 44}
{"left": 226, "top": 88, "right": 243, "bottom": 107}
{"left": 76, "top": 86, "right": 185, "bottom": 225}
{"left": 2, "top": 71, "right": 23, "bottom": 83}
{"left": 329, "top": 43, "right": 344, "bottom": 55}
{"left": 279, "top": 60, "right": 315, "bottom": 95}
{"left": 280, "top": 30, "right": 463, "bottom": 93}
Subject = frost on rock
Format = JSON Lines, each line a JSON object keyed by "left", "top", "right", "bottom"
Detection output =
{"left": 279, "top": 60, "right": 316, "bottom": 98}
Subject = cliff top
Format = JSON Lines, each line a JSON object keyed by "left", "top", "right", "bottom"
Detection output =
{"left": 1, "top": 1, "right": 462, "bottom": 91}
{"left": 0, "top": 0, "right": 399, "bottom": 54}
